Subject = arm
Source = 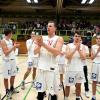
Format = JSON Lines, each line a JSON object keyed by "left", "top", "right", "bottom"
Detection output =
{"left": 1, "top": 40, "right": 20, "bottom": 56}
{"left": 91, "top": 47, "right": 100, "bottom": 60}
{"left": 65, "top": 45, "right": 77, "bottom": 61}
{"left": 78, "top": 46, "right": 86, "bottom": 60}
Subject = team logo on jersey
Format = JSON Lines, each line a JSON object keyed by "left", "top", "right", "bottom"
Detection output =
{"left": 28, "top": 62, "right": 33, "bottom": 67}
{"left": 69, "top": 77, "right": 74, "bottom": 83}
{"left": 91, "top": 73, "right": 97, "bottom": 79}
{"left": 8, "top": 70, "right": 11, "bottom": 75}
{"left": 36, "top": 82, "right": 42, "bottom": 90}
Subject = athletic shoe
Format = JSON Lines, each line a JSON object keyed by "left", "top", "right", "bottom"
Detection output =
{"left": 6, "top": 90, "right": 12, "bottom": 100}
{"left": 85, "top": 91, "right": 90, "bottom": 98}
{"left": 76, "top": 98, "right": 80, "bottom": 100}
{"left": 91, "top": 97, "right": 96, "bottom": 100}
{"left": 21, "top": 81, "right": 25, "bottom": 90}
{"left": 11, "top": 89, "right": 19, "bottom": 94}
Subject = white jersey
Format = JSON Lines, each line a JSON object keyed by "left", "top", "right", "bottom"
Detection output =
{"left": 82, "top": 45, "right": 89, "bottom": 66}
{"left": 26, "top": 39, "right": 39, "bottom": 58}
{"left": 67, "top": 43, "right": 84, "bottom": 71}
{"left": 1, "top": 38, "right": 16, "bottom": 60}
{"left": 92, "top": 44, "right": 100, "bottom": 63}
{"left": 38, "top": 35, "right": 59, "bottom": 70}
{"left": 57, "top": 44, "right": 66, "bottom": 64}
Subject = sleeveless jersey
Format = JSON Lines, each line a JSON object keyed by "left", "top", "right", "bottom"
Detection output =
{"left": 38, "top": 35, "right": 59, "bottom": 70}
{"left": 92, "top": 44, "right": 100, "bottom": 63}
{"left": 67, "top": 43, "right": 84, "bottom": 71}
{"left": 1, "top": 38, "right": 15, "bottom": 60}
{"left": 26, "top": 39, "right": 39, "bottom": 58}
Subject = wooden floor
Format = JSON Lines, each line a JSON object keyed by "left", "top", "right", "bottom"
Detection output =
{"left": 0, "top": 56, "right": 100, "bottom": 100}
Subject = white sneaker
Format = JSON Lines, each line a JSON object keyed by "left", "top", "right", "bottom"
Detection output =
{"left": 21, "top": 81, "right": 25, "bottom": 90}
{"left": 85, "top": 91, "right": 90, "bottom": 98}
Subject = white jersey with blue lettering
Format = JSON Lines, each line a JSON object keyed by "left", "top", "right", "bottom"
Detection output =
{"left": 92, "top": 44, "right": 100, "bottom": 63}
{"left": 67, "top": 43, "right": 84, "bottom": 71}
{"left": 38, "top": 35, "right": 59, "bottom": 70}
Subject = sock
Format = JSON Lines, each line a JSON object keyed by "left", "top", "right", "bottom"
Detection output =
{"left": 10, "top": 86, "right": 14, "bottom": 91}
{"left": 6, "top": 89, "right": 9, "bottom": 94}
{"left": 92, "top": 95, "right": 96, "bottom": 99}
{"left": 64, "top": 96, "right": 68, "bottom": 100}
{"left": 76, "top": 96, "right": 80, "bottom": 99}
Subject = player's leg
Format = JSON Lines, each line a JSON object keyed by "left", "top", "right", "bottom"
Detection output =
{"left": 10, "top": 60, "right": 19, "bottom": 93}
{"left": 47, "top": 70, "right": 58, "bottom": 100}
{"left": 83, "top": 65, "right": 89, "bottom": 98}
{"left": 3, "top": 60, "right": 12, "bottom": 99}
{"left": 32, "top": 58, "right": 38, "bottom": 87}
{"left": 21, "top": 68, "right": 31, "bottom": 89}
{"left": 76, "top": 83, "right": 81, "bottom": 100}
{"left": 36, "top": 70, "right": 46, "bottom": 100}
{"left": 91, "top": 63, "right": 98, "bottom": 100}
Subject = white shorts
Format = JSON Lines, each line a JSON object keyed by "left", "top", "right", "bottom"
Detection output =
{"left": 65, "top": 71, "right": 85, "bottom": 86}
{"left": 27, "top": 57, "right": 38, "bottom": 68}
{"left": 58, "top": 64, "right": 65, "bottom": 74}
{"left": 2, "top": 59, "right": 17, "bottom": 79}
{"left": 36, "top": 69, "right": 59, "bottom": 95}
{"left": 91, "top": 62, "right": 100, "bottom": 82}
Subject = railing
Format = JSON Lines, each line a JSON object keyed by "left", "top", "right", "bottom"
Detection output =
{"left": 0, "top": 28, "right": 93, "bottom": 36}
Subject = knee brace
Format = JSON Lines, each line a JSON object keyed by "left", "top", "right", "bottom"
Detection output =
{"left": 37, "top": 92, "right": 45, "bottom": 100}
{"left": 48, "top": 94, "right": 57, "bottom": 100}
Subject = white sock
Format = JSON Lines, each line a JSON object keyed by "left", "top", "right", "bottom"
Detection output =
{"left": 92, "top": 95, "right": 96, "bottom": 99}
{"left": 76, "top": 96, "right": 80, "bottom": 99}
{"left": 64, "top": 96, "right": 68, "bottom": 100}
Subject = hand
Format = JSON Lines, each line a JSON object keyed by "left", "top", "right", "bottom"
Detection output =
{"left": 36, "top": 35, "right": 43, "bottom": 46}
{"left": 76, "top": 43, "right": 80, "bottom": 51}
{"left": 14, "top": 42, "right": 20, "bottom": 48}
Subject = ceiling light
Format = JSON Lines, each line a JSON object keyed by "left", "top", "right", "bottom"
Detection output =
{"left": 81, "top": 0, "right": 87, "bottom": 4}
{"left": 34, "top": 0, "right": 38, "bottom": 3}
{"left": 26, "top": 0, "right": 31, "bottom": 3}
{"left": 88, "top": 0, "right": 95, "bottom": 4}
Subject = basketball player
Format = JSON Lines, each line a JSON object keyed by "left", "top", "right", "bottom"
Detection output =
{"left": 91, "top": 34, "right": 100, "bottom": 100}
{"left": 21, "top": 31, "right": 39, "bottom": 90}
{"left": 1, "top": 29, "right": 20, "bottom": 99}
{"left": 80, "top": 39, "right": 90, "bottom": 98}
{"left": 57, "top": 44, "right": 66, "bottom": 90}
{"left": 64, "top": 31, "right": 86, "bottom": 100}
{"left": 35, "top": 21, "right": 64, "bottom": 100}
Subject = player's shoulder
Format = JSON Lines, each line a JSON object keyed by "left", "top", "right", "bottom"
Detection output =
{"left": 92, "top": 44, "right": 97, "bottom": 48}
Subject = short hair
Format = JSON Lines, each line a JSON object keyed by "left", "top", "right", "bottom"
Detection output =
{"left": 74, "top": 30, "right": 81, "bottom": 36}
{"left": 4, "top": 29, "right": 12, "bottom": 36}
{"left": 48, "top": 21, "right": 57, "bottom": 27}
{"left": 96, "top": 33, "right": 100, "bottom": 37}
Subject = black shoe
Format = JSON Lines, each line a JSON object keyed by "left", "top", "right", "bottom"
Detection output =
{"left": 48, "top": 94, "right": 57, "bottom": 100}
{"left": 76, "top": 98, "right": 80, "bottom": 100}
{"left": 6, "top": 89, "right": 12, "bottom": 99}
{"left": 91, "top": 97, "right": 96, "bottom": 100}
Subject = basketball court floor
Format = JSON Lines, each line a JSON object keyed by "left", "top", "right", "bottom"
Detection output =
{"left": 0, "top": 55, "right": 100, "bottom": 100}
